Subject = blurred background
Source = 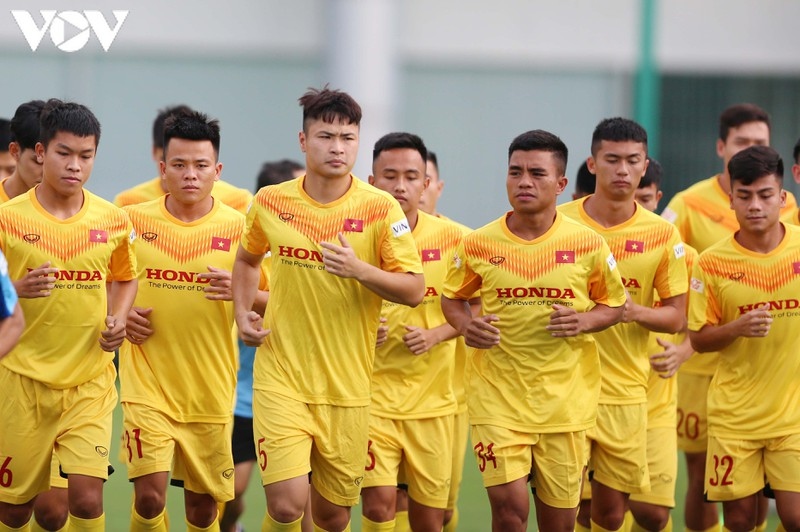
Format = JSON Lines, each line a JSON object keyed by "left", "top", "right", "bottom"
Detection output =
{"left": 2, "top": 0, "right": 800, "bottom": 228}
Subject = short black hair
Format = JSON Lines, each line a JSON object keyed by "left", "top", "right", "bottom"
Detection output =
{"left": 793, "top": 136, "right": 800, "bottom": 165}
{"left": 163, "top": 111, "right": 220, "bottom": 159}
{"left": 372, "top": 132, "right": 427, "bottom": 164}
{"left": 575, "top": 161, "right": 595, "bottom": 196}
{"left": 256, "top": 159, "right": 303, "bottom": 191}
{"left": 10, "top": 100, "right": 45, "bottom": 151}
{"left": 299, "top": 86, "right": 361, "bottom": 131}
{"left": 718, "top": 103, "right": 770, "bottom": 142}
{"left": 39, "top": 99, "right": 101, "bottom": 148}
{"left": 508, "top": 129, "right": 568, "bottom": 176}
{"left": 426, "top": 150, "right": 438, "bottom": 172}
{"left": 590, "top": 117, "right": 647, "bottom": 156}
{"left": 639, "top": 158, "right": 662, "bottom": 190}
{"left": 0, "top": 119, "right": 11, "bottom": 152}
{"left": 153, "top": 104, "right": 193, "bottom": 150}
{"left": 728, "top": 145, "right": 783, "bottom": 186}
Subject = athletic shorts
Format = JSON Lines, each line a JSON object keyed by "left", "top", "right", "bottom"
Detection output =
{"left": 253, "top": 390, "right": 369, "bottom": 507}
{"left": 705, "top": 433, "right": 800, "bottom": 501}
{"left": 0, "top": 363, "right": 116, "bottom": 504}
{"left": 49, "top": 453, "right": 68, "bottom": 490}
{"left": 677, "top": 372, "right": 711, "bottom": 453}
{"left": 232, "top": 415, "right": 256, "bottom": 465}
{"left": 629, "top": 426, "right": 677, "bottom": 507}
{"left": 471, "top": 424, "right": 588, "bottom": 509}
{"left": 121, "top": 402, "right": 234, "bottom": 502}
{"left": 587, "top": 403, "right": 649, "bottom": 495}
{"left": 362, "top": 414, "right": 453, "bottom": 509}
{"left": 448, "top": 409, "right": 469, "bottom": 509}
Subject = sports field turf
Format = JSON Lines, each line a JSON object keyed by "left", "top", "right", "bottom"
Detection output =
{"left": 103, "top": 400, "right": 781, "bottom": 531}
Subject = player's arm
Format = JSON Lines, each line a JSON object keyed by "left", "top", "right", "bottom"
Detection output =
{"left": 547, "top": 302, "right": 622, "bottom": 337}
{"left": 321, "top": 233, "right": 424, "bottom": 307}
{"left": 402, "top": 322, "right": 460, "bottom": 356}
{"left": 622, "top": 293, "right": 687, "bottom": 334}
{"left": 102, "top": 279, "right": 138, "bottom": 352}
{"left": 441, "top": 296, "right": 498, "bottom": 349}
{"left": 689, "top": 303, "right": 772, "bottom": 353}
{"left": 232, "top": 246, "right": 270, "bottom": 346}
{"left": 12, "top": 262, "right": 59, "bottom": 299}
{"left": 0, "top": 302, "right": 24, "bottom": 359}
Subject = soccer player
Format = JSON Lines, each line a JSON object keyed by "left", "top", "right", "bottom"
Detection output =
{"left": 114, "top": 105, "right": 253, "bottom": 213}
{"left": 419, "top": 151, "right": 444, "bottom": 216}
{"left": 628, "top": 158, "right": 697, "bottom": 532}
{"left": 661, "top": 103, "right": 793, "bottom": 532}
{"left": 0, "top": 119, "right": 15, "bottom": 179}
{"left": 220, "top": 158, "right": 306, "bottom": 532}
{"left": 780, "top": 136, "right": 800, "bottom": 226}
{"left": 231, "top": 87, "right": 424, "bottom": 532}
{"left": 688, "top": 145, "right": 800, "bottom": 531}
{"left": 0, "top": 99, "right": 138, "bottom": 532}
{"left": 360, "top": 132, "right": 462, "bottom": 532}
{"left": 558, "top": 117, "right": 688, "bottom": 531}
{"left": 442, "top": 129, "right": 627, "bottom": 532}
{"left": 0, "top": 249, "right": 24, "bottom": 358}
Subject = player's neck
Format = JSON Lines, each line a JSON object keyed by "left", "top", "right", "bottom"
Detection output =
{"left": 734, "top": 223, "right": 785, "bottom": 254}
{"left": 717, "top": 172, "right": 731, "bottom": 194}
{"left": 506, "top": 209, "right": 555, "bottom": 241}
{"left": 2, "top": 173, "right": 28, "bottom": 199}
{"left": 165, "top": 194, "right": 214, "bottom": 222}
{"left": 35, "top": 182, "right": 84, "bottom": 220}
{"left": 582, "top": 193, "right": 636, "bottom": 228}
{"left": 303, "top": 172, "right": 352, "bottom": 204}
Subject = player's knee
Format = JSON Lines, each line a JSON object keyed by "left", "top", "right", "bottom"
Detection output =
{"left": 267, "top": 502, "right": 305, "bottom": 524}
{"left": 0, "top": 501, "right": 35, "bottom": 529}
{"left": 135, "top": 489, "right": 167, "bottom": 519}
{"left": 632, "top": 507, "right": 670, "bottom": 531}
{"left": 489, "top": 499, "right": 527, "bottom": 531}
{"left": 443, "top": 508, "right": 454, "bottom": 524}
{"left": 592, "top": 506, "right": 626, "bottom": 530}
{"left": 362, "top": 488, "right": 395, "bottom": 522}
{"left": 68, "top": 491, "right": 103, "bottom": 519}
{"left": 34, "top": 505, "right": 69, "bottom": 531}
{"left": 185, "top": 496, "right": 218, "bottom": 528}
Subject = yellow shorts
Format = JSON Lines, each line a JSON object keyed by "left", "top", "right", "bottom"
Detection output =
{"left": 629, "top": 426, "right": 677, "bottom": 507}
{"left": 706, "top": 433, "right": 800, "bottom": 501}
{"left": 121, "top": 403, "right": 234, "bottom": 502}
{"left": 362, "top": 415, "right": 453, "bottom": 509}
{"left": 49, "top": 453, "right": 68, "bottom": 490}
{"left": 587, "top": 403, "right": 649, "bottom": 495}
{"left": 471, "top": 425, "right": 587, "bottom": 509}
{"left": 677, "top": 372, "right": 711, "bottom": 453}
{"left": 253, "top": 390, "right": 369, "bottom": 507}
{"left": 0, "top": 363, "right": 116, "bottom": 504}
{"left": 448, "top": 409, "right": 469, "bottom": 509}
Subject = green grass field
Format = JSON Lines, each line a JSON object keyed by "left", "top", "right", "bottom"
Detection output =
{"left": 103, "top": 403, "right": 781, "bottom": 531}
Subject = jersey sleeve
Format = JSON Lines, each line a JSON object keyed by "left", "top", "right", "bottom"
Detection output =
{"left": 241, "top": 196, "right": 270, "bottom": 256}
{"left": 109, "top": 216, "right": 138, "bottom": 282}
{"left": 687, "top": 258, "right": 720, "bottom": 332}
{"left": 654, "top": 227, "right": 689, "bottom": 300}
{"left": 378, "top": 200, "right": 423, "bottom": 274}
{"left": 442, "top": 239, "right": 481, "bottom": 300}
{"left": 588, "top": 241, "right": 626, "bottom": 308}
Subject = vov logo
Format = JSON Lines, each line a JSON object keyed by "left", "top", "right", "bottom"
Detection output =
{"left": 11, "top": 10, "right": 129, "bottom": 52}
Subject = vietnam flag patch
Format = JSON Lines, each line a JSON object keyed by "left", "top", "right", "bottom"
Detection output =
{"left": 343, "top": 218, "right": 364, "bottom": 232}
{"left": 211, "top": 236, "right": 231, "bottom": 251}
{"left": 556, "top": 250, "right": 575, "bottom": 263}
{"left": 89, "top": 229, "right": 108, "bottom": 243}
{"left": 422, "top": 249, "right": 441, "bottom": 262}
{"left": 793, "top": 262, "right": 800, "bottom": 274}
{"left": 625, "top": 239, "right": 645, "bottom": 253}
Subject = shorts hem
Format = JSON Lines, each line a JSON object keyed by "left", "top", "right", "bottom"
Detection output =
{"left": 126, "top": 462, "right": 174, "bottom": 481}
{"left": 628, "top": 493, "right": 675, "bottom": 507}
{"left": 591, "top": 473, "right": 649, "bottom": 495}
{"left": 767, "top": 481, "right": 800, "bottom": 493}
{"left": 311, "top": 478, "right": 359, "bottom": 508}
{"left": 534, "top": 491, "right": 580, "bottom": 510}
{"left": 61, "top": 465, "right": 111, "bottom": 480}
{"left": 407, "top": 489, "right": 448, "bottom": 510}
{"left": 261, "top": 466, "right": 311, "bottom": 488}
{"left": 362, "top": 476, "right": 400, "bottom": 489}
{"left": 482, "top": 468, "right": 530, "bottom": 489}
{"left": 678, "top": 441, "right": 708, "bottom": 453}
{"left": 705, "top": 486, "right": 763, "bottom": 502}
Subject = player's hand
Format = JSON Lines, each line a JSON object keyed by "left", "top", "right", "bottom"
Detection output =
{"left": 462, "top": 315, "right": 500, "bottom": 349}
{"left": 13, "top": 262, "right": 59, "bottom": 298}
{"left": 375, "top": 317, "right": 388, "bottom": 348}
{"left": 649, "top": 337, "right": 690, "bottom": 378}
{"left": 736, "top": 303, "right": 773, "bottom": 338}
{"left": 100, "top": 315, "right": 126, "bottom": 352}
{"left": 126, "top": 306, "right": 154, "bottom": 345}
{"left": 403, "top": 325, "right": 437, "bottom": 355}
{"left": 237, "top": 310, "right": 270, "bottom": 347}
{"left": 546, "top": 304, "right": 582, "bottom": 337}
{"left": 321, "top": 233, "right": 364, "bottom": 279}
{"left": 620, "top": 292, "right": 640, "bottom": 324}
{"left": 200, "top": 266, "right": 232, "bottom": 301}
